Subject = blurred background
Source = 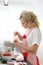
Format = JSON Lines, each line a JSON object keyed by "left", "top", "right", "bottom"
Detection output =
{"left": 0, "top": 0, "right": 43, "bottom": 65}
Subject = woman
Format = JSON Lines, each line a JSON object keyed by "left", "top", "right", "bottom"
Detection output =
{"left": 13, "top": 11, "right": 42, "bottom": 65}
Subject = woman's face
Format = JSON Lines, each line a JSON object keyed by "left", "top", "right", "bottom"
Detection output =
{"left": 20, "top": 19, "right": 28, "bottom": 29}
{"left": 20, "top": 19, "right": 33, "bottom": 29}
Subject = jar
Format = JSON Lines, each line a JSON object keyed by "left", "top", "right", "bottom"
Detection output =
{"left": 7, "top": 47, "right": 12, "bottom": 52}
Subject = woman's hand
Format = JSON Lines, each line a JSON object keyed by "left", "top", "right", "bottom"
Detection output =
{"left": 13, "top": 38, "right": 20, "bottom": 46}
{"left": 14, "top": 31, "right": 20, "bottom": 36}
{"left": 14, "top": 31, "right": 23, "bottom": 41}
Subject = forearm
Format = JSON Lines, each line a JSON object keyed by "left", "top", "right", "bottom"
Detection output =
{"left": 18, "top": 34, "right": 23, "bottom": 41}
{"left": 19, "top": 43, "right": 38, "bottom": 54}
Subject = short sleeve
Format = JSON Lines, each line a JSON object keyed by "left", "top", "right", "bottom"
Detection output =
{"left": 32, "top": 28, "right": 42, "bottom": 46}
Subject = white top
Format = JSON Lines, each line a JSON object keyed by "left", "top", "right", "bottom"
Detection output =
{"left": 25, "top": 28, "right": 42, "bottom": 47}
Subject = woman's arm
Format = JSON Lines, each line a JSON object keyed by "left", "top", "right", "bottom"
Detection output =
{"left": 14, "top": 32, "right": 23, "bottom": 41}
{"left": 18, "top": 43, "right": 38, "bottom": 54}
{"left": 13, "top": 38, "right": 38, "bottom": 54}
{"left": 17, "top": 33, "right": 23, "bottom": 41}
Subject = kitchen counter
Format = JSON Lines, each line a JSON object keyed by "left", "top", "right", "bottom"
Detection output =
{"left": 0, "top": 51, "right": 32, "bottom": 65}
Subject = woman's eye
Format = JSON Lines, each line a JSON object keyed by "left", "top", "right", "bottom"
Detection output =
{"left": 22, "top": 23, "right": 24, "bottom": 25}
{"left": 22, "top": 23, "right": 24, "bottom": 24}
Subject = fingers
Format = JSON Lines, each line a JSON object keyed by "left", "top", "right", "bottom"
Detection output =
{"left": 13, "top": 38, "right": 18, "bottom": 43}
{"left": 14, "top": 32, "right": 18, "bottom": 36}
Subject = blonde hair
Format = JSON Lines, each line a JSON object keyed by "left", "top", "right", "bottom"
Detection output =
{"left": 19, "top": 11, "right": 39, "bottom": 28}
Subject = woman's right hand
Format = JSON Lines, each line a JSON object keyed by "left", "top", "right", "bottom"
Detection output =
{"left": 14, "top": 31, "right": 23, "bottom": 41}
{"left": 14, "top": 31, "right": 19, "bottom": 36}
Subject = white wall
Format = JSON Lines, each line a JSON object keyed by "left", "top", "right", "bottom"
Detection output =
{"left": 0, "top": 3, "right": 43, "bottom": 41}
{"left": 0, "top": 1, "right": 43, "bottom": 65}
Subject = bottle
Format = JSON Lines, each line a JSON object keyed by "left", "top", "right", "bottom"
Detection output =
{"left": 14, "top": 48, "right": 17, "bottom": 53}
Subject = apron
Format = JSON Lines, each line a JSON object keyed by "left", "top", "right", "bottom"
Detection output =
{"left": 22, "top": 30, "right": 40, "bottom": 65}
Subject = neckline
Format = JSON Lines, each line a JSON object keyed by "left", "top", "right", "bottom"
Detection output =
{"left": 26, "top": 27, "right": 38, "bottom": 36}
